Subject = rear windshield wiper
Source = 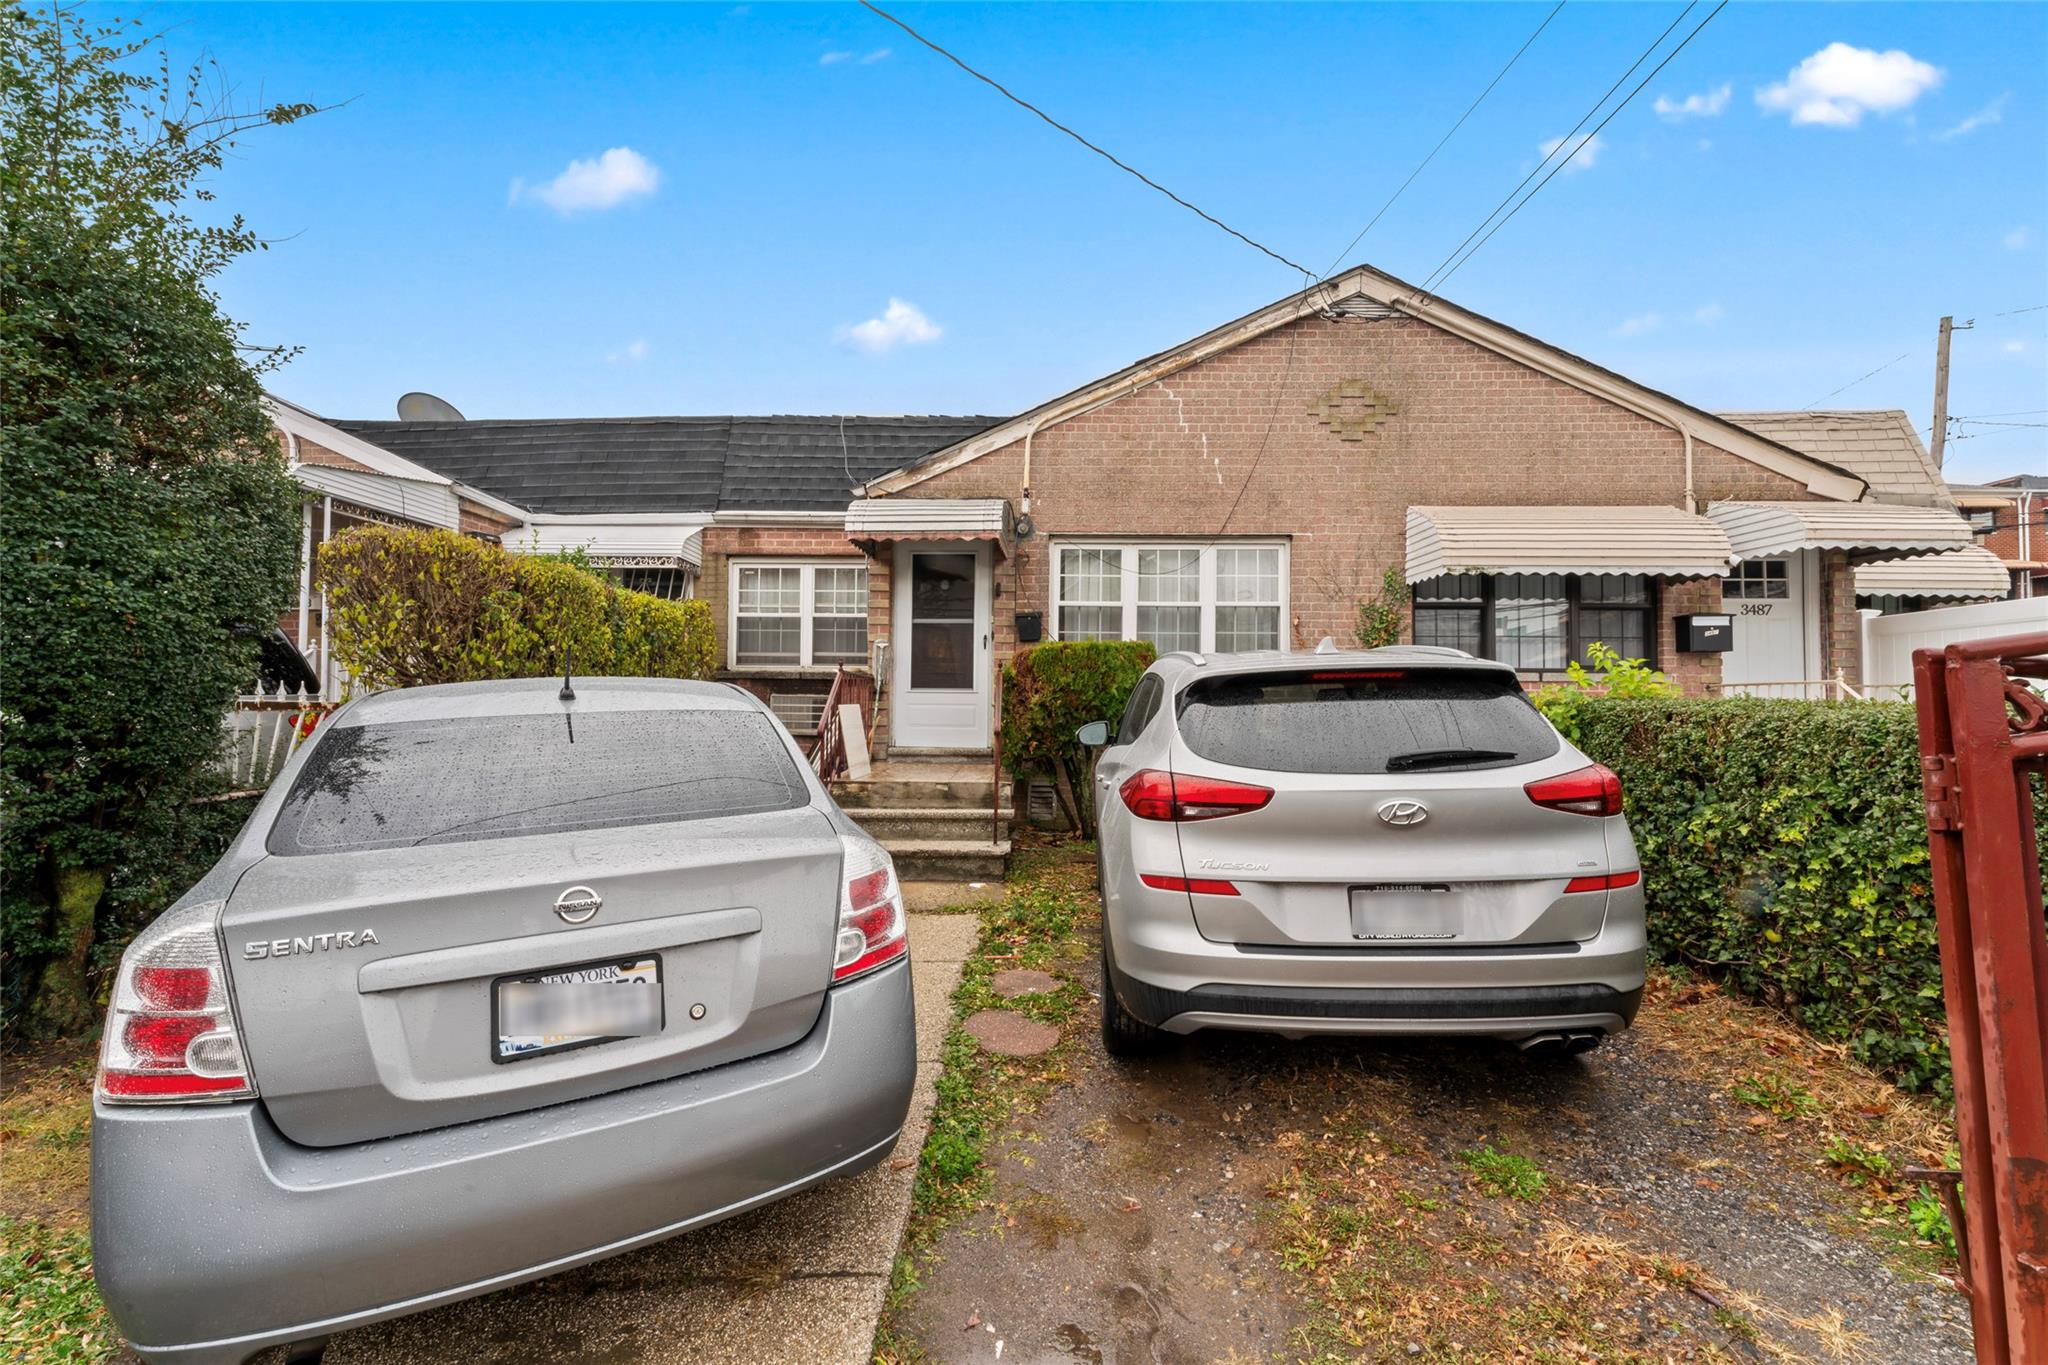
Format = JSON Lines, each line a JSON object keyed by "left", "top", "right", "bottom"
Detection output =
{"left": 1384, "top": 747, "right": 1519, "bottom": 772}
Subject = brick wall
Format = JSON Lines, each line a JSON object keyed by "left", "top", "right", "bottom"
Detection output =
{"left": 1817, "top": 549, "right": 1861, "bottom": 686}
{"left": 698, "top": 525, "right": 869, "bottom": 675}
{"left": 899, "top": 312, "right": 1821, "bottom": 715}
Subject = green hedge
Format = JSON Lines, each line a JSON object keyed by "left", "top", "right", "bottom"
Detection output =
{"left": 1572, "top": 697, "right": 2048, "bottom": 1095}
{"left": 317, "top": 527, "right": 718, "bottom": 689}
{"left": 1000, "top": 641, "right": 1156, "bottom": 834}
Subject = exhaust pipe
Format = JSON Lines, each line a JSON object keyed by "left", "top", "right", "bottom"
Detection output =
{"left": 1517, "top": 1030, "right": 1604, "bottom": 1057}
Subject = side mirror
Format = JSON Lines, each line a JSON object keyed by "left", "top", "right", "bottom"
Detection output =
{"left": 1075, "top": 720, "right": 1111, "bottom": 747}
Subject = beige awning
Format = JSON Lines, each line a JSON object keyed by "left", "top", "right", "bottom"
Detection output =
{"left": 845, "top": 497, "right": 1014, "bottom": 554}
{"left": 1854, "top": 545, "right": 2014, "bottom": 600}
{"left": 1706, "top": 500, "right": 1973, "bottom": 563}
{"left": 1404, "top": 506, "right": 1735, "bottom": 582}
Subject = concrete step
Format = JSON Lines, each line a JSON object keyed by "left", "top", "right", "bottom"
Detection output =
{"left": 880, "top": 838, "right": 1011, "bottom": 881}
{"left": 847, "top": 806, "right": 1015, "bottom": 841}
{"left": 833, "top": 777, "right": 1000, "bottom": 810}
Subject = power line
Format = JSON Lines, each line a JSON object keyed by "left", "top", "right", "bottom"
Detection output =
{"left": 859, "top": 0, "right": 1316, "bottom": 280}
{"left": 1805, "top": 351, "right": 1916, "bottom": 410}
{"left": 1417, "top": 2, "right": 1700, "bottom": 293}
{"left": 1992, "top": 303, "right": 2047, "bottom": 317}
{"left": 1320, "top": 1, "right": 1567, "bottom": 278}
{"left": 1426, "top": 1, "right": 1729, "bottom": 292}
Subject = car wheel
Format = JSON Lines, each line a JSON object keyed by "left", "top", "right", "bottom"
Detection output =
{"left": 1099, "top": 927, "right": 1168, "bottom": 1058}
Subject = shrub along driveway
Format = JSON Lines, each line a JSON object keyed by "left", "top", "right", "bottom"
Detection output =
{"left": 882, "top": 844, "right": 1973, "bottom": 1364}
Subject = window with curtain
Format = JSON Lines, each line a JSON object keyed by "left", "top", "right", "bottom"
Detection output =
{"left": 731, "top": 561, "right": 868, "bottom": 667}
{"left": 1411, "top": 573, "right": 1656, "bottom": 670}
{"left": 1053, "top": 543, "right": 1287, "bottom": 654}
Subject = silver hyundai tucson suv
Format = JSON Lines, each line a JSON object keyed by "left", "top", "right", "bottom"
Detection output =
{"left": 1085, "top": 647, "right": 1645, "bottom": 1057}
{"left": 92, "top": 678, "right": 915, "bottom": 1365}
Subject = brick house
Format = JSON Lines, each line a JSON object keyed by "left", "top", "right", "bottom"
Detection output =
{"left": 1944, "top": 474, "right": 2046, "bottom": 602}
{"left": 273, "top": 265, "right": 1981, "bottom": 753}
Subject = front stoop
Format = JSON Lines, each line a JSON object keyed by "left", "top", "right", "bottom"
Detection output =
{"left": 833, "top": 759, "right": 1011, "bottom": 881}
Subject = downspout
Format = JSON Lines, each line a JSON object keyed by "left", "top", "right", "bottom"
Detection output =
{"left": 1682, "top": 427, "right": 1697, "bottom": 514}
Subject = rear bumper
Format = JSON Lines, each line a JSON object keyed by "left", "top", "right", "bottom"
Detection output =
{"left": 92, "top": 961, "right": 915, "bottom": 1365}
{"left": 1107, "top": 899, "right": 1645, "bottom": 1039}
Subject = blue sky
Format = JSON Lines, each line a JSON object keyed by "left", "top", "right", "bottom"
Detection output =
{"left": 149, "top": 1, "right": 2045, "bottom": 483}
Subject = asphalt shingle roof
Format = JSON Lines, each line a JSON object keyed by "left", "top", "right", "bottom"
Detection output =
{"left": 330, "top": 415, "right": 1003, "bottom": 516}
{"left": 1715, "top": 410, "right": 1951, "bottom": 508}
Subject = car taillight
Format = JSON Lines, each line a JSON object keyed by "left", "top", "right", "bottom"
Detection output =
{"left": 834, "top": 835, "right": 908, "bottom": 983}
{"left": 1139, "top": 873, "right": 1241, "bottom": 896}
{"left": 98, "top": 900, "right": 255, "bottom": 1104}
{"left": 1118, "top": 770, "right": 1274, "bottom": 822}
{"left": 1525, "top": 764, "right": 1623, "bottom": 818}
{"left": 1563, "top": 870, "right": 1642, "bottom": 893}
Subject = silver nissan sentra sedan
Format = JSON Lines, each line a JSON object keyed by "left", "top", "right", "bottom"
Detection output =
{"left": 1084, "top": 647, "right": 1646, "bottom": 1057}
{"left": 91, "top": 677, "right": 915, "bottom": 1364}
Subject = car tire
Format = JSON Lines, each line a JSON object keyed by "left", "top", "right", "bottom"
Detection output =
{"left": 1099, "top": 926, "right": 1169, "bottom": 1058}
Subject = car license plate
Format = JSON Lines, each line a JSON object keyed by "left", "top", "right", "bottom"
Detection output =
{"left": 493, "top": 955, "right": 663, "bottom": 1063}
{"left": 1350, "top": 884, "right": 1457, "bottom": 942}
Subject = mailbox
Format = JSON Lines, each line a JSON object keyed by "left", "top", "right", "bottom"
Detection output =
{"left": 1675, "top": 613, "right": 1733, "bottom": 652}
{"left": 1014, "top": 611, "right": 1044, "bottom": 644}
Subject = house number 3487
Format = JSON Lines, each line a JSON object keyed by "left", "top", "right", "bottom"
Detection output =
{"left": 1738, "top": 603, "right": 1775, "bottom": 617}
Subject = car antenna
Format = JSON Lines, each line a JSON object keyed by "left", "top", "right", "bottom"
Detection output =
{"left": 559, "top": 644, "right": 577, "bottom": 702}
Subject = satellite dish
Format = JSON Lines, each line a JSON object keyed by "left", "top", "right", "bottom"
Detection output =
{"left": 396, "top": 391, "right": 465, "bottom": 422}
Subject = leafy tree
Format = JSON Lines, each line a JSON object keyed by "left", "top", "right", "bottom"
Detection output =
{"left": 0, "top": 7, "right": 318, "bottom": 1035}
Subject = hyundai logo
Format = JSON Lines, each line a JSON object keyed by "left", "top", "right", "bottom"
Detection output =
{"left": 1377, "top": 800, "right": 1429, "bottom": 827}
{"left": 554, "top": 886, "right": 602, "bottom": 925}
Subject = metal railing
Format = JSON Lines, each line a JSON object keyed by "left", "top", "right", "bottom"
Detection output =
{"left": 1716, "top": 672, "right": 1867, "bottom": 701}
{"left": 809, "top": 666, "right": 876, "bottom": 782}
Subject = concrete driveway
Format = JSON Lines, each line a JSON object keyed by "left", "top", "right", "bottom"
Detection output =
{"left": 279, "top": 913, "right": 977, "bottom": 1365}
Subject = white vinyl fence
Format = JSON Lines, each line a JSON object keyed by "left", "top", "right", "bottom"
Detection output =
{"left": 1860, "top": 598, "right": 2048, "bottom": 700}
{"left": 223, "top": 690, "right": 321, "bottom": 790}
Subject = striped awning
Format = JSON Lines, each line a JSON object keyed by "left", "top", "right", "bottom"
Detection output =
{"left": 1706, "top": 501, "right": 1973, "bottom": 563}
{"left": 1404, "top": 506, "right": 1734, "bottom": 582}
{"left": 1854, "top": 545, "right": 2014, "bottom": 600}
{"left": 845, "top": 497, "right": 1015, "bottom": 553}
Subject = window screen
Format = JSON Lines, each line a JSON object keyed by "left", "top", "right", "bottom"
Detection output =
{"left": 268, "top": 710, "right": 809, "bottom": 854}
{"left": 1176, "top": 668, "right": 1559, "bottom": 775}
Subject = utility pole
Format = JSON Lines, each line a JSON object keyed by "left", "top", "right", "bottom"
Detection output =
{"left": 1931, "top": 315, "right": 1954, "bottom": 470}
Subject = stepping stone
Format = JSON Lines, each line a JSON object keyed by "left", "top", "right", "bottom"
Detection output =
{"left": 963, "top": 1008, "right": 1059, "bottom": 1058}
{"left": 991, "top": 969, "right": 1061, "bottom": 999}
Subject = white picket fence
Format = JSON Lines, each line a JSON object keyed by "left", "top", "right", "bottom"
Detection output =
{"left": 223, "top": 689, "right": 321, "bottom": 790}
{"left": 1860, "top": 598, "right": 2048, "bottom": 700}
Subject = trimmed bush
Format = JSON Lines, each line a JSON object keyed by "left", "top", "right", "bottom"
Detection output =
{"left": 1570, "top": 697, "right": 2048, "bottom": 1095}
{"left": 317, "top": 527, "right": 717, "bottom": 689}
{"left": 1000, "top": 641, "right": 1157, "bottom": 835}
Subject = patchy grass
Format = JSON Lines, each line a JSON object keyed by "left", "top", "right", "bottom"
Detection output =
{"left": 1456, "top": 1145, "right": 1548, "bottom": 1202}
{"left": 872, "top": 843, "right": 1098, "bottom": 1364}
{"left": 0, "top": 1218, "right": 117, "bottom": 1363}
{"left": 1639, "top": 969, "right": 1963, "bottom": 1273}
{"left": 1, "top": 1043, "right": 96, "bottom": 1231}
{"left": 1265, "top": 1118, "right": 1777, "bottom": 1362}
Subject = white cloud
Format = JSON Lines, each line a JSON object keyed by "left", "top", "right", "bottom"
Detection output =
{"left": 605, "top": 339, "right": 650, "bottom": 365}
{"left": 839, "top": 298, "right": 942, "bottom": 353}
{"left": 2004, "top": 339, "right": 2028, "bottom": 355}
{"left": 821, "top": 48, "right": 890, "bottom": 66}
{"left": 2004, "top": 226, "right": 2033, "bottom": 250}
{"left": 1611, "top": 311, "right": 1663, "bottom": 338}
{"left": 1757, "top": 43, "right": 1943, "bottom": 127}
{"left": 1538, "top": 132, "right": 1606, "bottom": 173}
{"left": 1654, "top": 83, "right": 1732, "bottom": 120}
{"left": 1935, "top": 93, "right": 2009, "bottom": 142}
{"left": 515, "top": 147, "right": 660, "bottom": 214}
{"left": 819, "top": 50, "right": 853, "bottom": 65}
{"left": 1692, "top": 302, "right": 1726, "bottom": 325}
{"left": 860, "top": 48, "right": 892, "bottom": 64}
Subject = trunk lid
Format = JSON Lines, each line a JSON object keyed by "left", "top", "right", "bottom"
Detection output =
{"left": 1164, "top": 663, "right": 1617, "bottom": 948}
{"left": 223, "top": 693, "right": 844, "bottom": 1146}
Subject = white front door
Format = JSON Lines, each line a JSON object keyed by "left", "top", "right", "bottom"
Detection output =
{"left": 1722, "top": 551, "right": 1819, "bottom": 695}
{"left": 891, "top": 543, "right": 992, "bottom": 750}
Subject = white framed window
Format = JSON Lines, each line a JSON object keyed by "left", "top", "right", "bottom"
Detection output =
{"left": 730, "top": 560, "right": 869, "bottom": 668}
{"left": 1050, "top": 542, "right": 1287, "bottom": 654}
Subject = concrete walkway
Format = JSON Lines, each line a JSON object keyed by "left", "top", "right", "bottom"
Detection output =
{"left": 315, "top": 913, "right": 978, "bottom": 1365}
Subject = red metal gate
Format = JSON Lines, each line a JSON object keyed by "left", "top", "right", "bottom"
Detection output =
{"left": 1913, "top": 629, "right": 2048, "bottom": 1362}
